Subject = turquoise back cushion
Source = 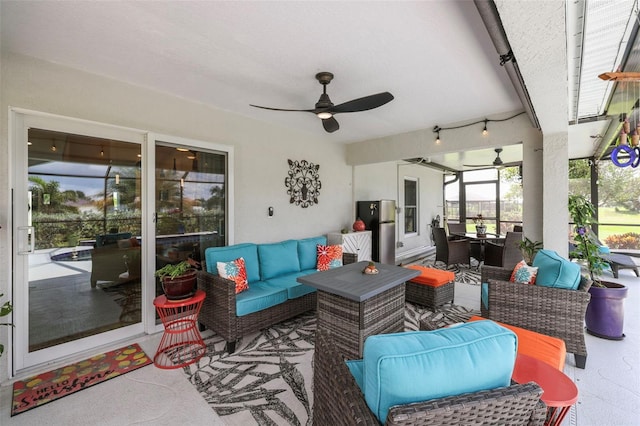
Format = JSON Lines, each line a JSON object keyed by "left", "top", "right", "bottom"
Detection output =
{"left": 533, "top": 249, "right": 581, "bottom": 290}
{"left": 205, "top": 243, "right": 260, "bottom": 283}
{"left": 257, "top": 240, "right": 301, "bottom": 280}
{"left": 362, "top": 321, "right": 517, "bottom": 422}
{"left": 297, "top": 236, "right": 327, "bottom": 270}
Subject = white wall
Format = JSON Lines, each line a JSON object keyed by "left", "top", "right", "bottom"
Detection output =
{"left": 353, "top": 161, "right": 443, "bottom": 261}
{"left": 0, "top": 52, "right": 356, "bottom": 381}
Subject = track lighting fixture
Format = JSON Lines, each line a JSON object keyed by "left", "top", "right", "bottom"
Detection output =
{"left": 50, "top": 141, "right": 57, "bottom": 152}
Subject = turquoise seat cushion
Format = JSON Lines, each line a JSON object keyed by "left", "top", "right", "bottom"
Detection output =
{"left": 481, "top": 282, "right": 488, "bottom": 310}
{"left": 235, "top": 281, "right": 288, "bottom": 316}
{"left": 346, "top": 359, "right": 365, "bottom": 391}
{"left": 205, "top": 243, "right": 260, "bottom": 283}
{"left": 258, "top": 240, "right": 301, "bottom": 280}
{"left": 297, "top": 236, "right": 327, "bottom": 270}
{"left": 265, "top": 271, "right": 317, "bottom": 299}
{"left": 361, "top": 321, "right": 517, "bottom": 422}
{"left": 533, "top": 249, "right": 581, "bottom": 290}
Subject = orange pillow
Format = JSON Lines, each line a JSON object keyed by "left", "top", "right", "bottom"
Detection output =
{"left": 510, "top": 260, "right": 538, "bottom": 285}
{"left": 317, "top": 244, "right": 343, "bottom": 271}
{"left": 217, "top": 257, "right": 249, "bottom": 294}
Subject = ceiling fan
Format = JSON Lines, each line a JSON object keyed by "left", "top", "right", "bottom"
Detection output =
{"left": 250, "top": 72, "right": 394, "bottom": 133}
{"left": 463, "top": 148, "right": 504, "bottom": 168}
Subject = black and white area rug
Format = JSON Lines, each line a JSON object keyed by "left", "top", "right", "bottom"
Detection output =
{"left": 184, "top": 302, "right": 480, "bottom": 425}
{"left": 408, "top": 253, "right": 482, "bottom": 286}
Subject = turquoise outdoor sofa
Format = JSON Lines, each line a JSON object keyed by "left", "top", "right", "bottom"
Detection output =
{"left": 197, "top": 236, "right": 356, "bottom": 353}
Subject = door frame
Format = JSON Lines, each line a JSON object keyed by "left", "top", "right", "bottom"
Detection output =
{"left": 8, "top": 108, "right": 234, "bottom": 375}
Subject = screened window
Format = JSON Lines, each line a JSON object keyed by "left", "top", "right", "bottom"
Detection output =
{"left": 404, "top": 178, "right": 418, "bottom": 234}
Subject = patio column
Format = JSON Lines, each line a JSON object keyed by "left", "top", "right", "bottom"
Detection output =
{"left": 542, "top": 132, "right": 569, "bottom": 257}
{"left": 522, "top": 134, "right": 543, "bottom": 243}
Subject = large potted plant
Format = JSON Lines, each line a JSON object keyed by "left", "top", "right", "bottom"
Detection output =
{"left": 155, "top": 261, "right": 197, "bottom": 301}
{"left": 569, "top": 194, "right": 628, "bottom": 340}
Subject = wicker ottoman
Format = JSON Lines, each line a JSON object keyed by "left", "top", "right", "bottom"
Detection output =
{"left": 404, "top": 265, "right": 455, "bottom": 309}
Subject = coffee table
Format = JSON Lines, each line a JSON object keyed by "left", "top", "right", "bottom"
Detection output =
{"left": 512, "top": 353, "right": 578, "bottom": 426}
{"left": 297, "top": 261, "right": 420, "bottom": 359}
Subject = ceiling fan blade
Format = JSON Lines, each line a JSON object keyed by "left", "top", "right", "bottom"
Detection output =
{"left": 463, "top": 164, "right": 490, "bottom": 168}
{"left": 330, "top": 92, "right": 394, "bottom": 114}
{"left": 322, "top": 116, "right": 340, "bottom": 133}
{"left": 250, "top": 104, "right": 314, "bottom": 113}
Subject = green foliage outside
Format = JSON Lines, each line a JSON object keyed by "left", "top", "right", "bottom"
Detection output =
{"left": 0, "top": 293, "right": 13, "bottom": 358}
{"left": 569, "top": 159, "right": 640, "bottom": 249}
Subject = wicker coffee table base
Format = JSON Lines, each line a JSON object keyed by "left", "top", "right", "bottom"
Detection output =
{"left": 317, "top": 283, "right": 406, "bottom": 359}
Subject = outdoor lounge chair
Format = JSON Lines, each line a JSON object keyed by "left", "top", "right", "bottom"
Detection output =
{"left": 481, "top": 264, "right": 592, "bottom": 369}
{"left": 313, "top": 328, "right": 547, "bottom": 426}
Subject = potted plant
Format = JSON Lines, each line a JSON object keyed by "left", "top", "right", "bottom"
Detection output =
{"left": 155, "top": 260, "right": 197, "bottom": 300}
{"left": 518, "top": 237, "right": 543, "bottom": 266}
{"left": 473, "top": 214, "right": 487, "bottom": 236}
{"left": 1, "top": 293, "right": 13, "bottom": 358}
{"left": 569, "top": 194, "right": 628, "bottom": 340}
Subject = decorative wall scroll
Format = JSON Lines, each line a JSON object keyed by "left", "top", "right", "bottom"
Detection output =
{"left": 285, "top": 159, "right": 321, "bottom": 208}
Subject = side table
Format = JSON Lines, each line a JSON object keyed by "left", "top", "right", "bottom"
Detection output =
{"left": 512, "top": 353, "right": 579, "bottom": 426}
{"left": 153, "top": 289, "right": 206, "bottom": 369}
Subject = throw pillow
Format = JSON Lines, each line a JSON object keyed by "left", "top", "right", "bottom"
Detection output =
{"left": 217, "top": 257, "right": 249, "bottom": 294}
{"left": 510, "top": 260, "right": 538, "bottom": 285}
{"left": 317, "top": 244, "right": 343, "bottom": 271}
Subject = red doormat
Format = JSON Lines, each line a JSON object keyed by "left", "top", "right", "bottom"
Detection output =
{"left": 11, "top": 343, "right": 152, "bottom": 416}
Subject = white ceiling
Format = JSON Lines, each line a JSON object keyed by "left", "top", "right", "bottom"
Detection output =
{"left": 0, "top": 1, "right": 616, "bottom": 170}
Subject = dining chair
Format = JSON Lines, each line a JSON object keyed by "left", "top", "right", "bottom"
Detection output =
{"left": 513, "top": 225, "right": 523, "bottom": 232}
{"left": 433, "top": 227, "right": 471, "bottom": 268}
{"left": 484, "top": 231, "right": 523, "bottom": 269}
{"left": 446, "top": 222, "right": 467, "bottom": 240}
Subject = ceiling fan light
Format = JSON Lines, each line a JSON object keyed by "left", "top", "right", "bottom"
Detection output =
{"left": 317, "top": 111, "right": 333, "bottom": 119}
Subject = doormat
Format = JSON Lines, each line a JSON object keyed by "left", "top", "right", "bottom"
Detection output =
{"left": 11, "top": 343, "right": 152, "bottom": 416}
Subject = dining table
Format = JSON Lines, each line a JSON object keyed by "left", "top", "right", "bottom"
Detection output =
{"left": 452, "top": 232, "right": 504, "bottom": 263}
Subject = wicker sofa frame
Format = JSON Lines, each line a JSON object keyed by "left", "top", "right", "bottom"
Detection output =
{"left": 197, "top": 252, "right": 357, "bottom": 353}
{"left": 480, "top": 264, "right": 592, "bottom": 369}
{"left": 313, "top": 328, "right": 547, "bottom": 426}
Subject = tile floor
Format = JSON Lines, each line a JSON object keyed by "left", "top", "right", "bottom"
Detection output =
{"left": 1, "top": 268, "right": 638, "bottom": 425}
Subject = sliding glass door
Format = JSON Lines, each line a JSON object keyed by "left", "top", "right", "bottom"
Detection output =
{"left": 153, "top": 142, "right": 227, "bottom": 304}
{"left": 13, "top": 112, "right": 146, "bottom": 369}
{"left": 11, "top": 111, "right": 232, "bottom": 372}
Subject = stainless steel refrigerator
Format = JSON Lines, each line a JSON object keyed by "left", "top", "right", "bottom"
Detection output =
{"left": 356, "top": 200, "right": 396, "bottom": 264}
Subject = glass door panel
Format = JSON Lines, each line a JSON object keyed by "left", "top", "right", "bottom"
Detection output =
{"left": 464, "top": 182, "right": 498, "bottom": 234}
{"left": 26, "top": 128, "right": 142, "bottom": 352}
{"left": 154, "top": 143, "right": 227, "bottom": 302}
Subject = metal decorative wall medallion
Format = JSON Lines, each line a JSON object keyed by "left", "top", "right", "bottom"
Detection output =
{"left": 285, "top": 159, "right": 321, "bottom": 208}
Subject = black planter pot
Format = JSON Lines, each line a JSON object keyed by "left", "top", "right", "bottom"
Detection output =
{"left": 585, "top": 281, "right": 628, "bottom": 340}
{"left": 161, "top": 270, "right": 197, "bottom": 301}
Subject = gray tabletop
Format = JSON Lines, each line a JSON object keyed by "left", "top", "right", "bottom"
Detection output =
{"left": 297, "top": 261, "right": 420, "bottom": 302}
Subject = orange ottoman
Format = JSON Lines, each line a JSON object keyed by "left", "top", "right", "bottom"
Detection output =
{"left": 468, "top": 316, "right": 567, "bottom": 371}
{"left": 404, "top": 265, "right": 455, "bottom": 309}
